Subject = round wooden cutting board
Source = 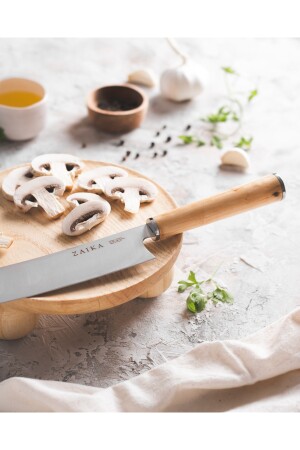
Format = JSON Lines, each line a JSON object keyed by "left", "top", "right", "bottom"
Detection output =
{"left": 0, "top": 160, "right": 182, "bottom": 315}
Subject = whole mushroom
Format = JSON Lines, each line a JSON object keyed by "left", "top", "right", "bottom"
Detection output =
{"left": 78, "top": 166, "right": 128, "bottom": 194}
{"left": 2, "top": 165, "right": 36, "bottom": 201}
{"left": 31, "top": 154, "right": 84, "bottom": 190}
{"left": 14, "top": 176, "right": 66, "bottom": 219}
{"left": 62, "top": 194, "right": 111, "bottom": 236}
{"left": 105, "top": 177, "right": 157, "bottom": 214}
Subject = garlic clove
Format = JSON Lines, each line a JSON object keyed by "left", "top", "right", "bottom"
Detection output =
{"left": 160, "top": 62, "right": 208, "bottom": 102}
{"left": 127, "top": 69, "right": 158, "bottom": 87}
{"left": 220, "top": 148, "right": 250, "bottom": 172}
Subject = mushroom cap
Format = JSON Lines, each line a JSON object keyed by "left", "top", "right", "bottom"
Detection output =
{"left": 106, "top": 177, "right": 157, "bottom": 199}
{"left": 66, "top": 192, "right": 103, "bottom": 208}
{"left": 14, "top": 176, "right": 66, "bottom": 211}
{"left": 78, "top": 166, "right": 128, "bottom": 193}
{"left": 2, "top": 165, "right": 35, "bottom": 201}
{"left": 62, "top": 200, "right": 111, "bottom": 236}
{"left": 220, "top": 148, "right": 250, "bottom": 171}
{"left": 31, "top": 153, "right": 84, "bottom": 176}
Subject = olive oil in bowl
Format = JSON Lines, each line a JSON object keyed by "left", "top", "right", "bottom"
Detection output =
{"left": 0, "top": 77, "right": 47, "bottom": 140}
{"left": 0, "top": 91, "right": 42, "bottom": 108}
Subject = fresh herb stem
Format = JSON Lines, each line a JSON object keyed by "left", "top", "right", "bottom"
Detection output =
{"left": 178, "top": 267, "right": 233, "bottom": 314}
{"left": 178, "top": 66, "right": 258, "bottom": 150}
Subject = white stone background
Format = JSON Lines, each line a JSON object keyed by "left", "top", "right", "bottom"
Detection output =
{"left": 0, "top": 38, "right": 299, "bottom": 387}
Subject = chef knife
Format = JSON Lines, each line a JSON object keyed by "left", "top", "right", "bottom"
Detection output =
{"left": 0, "top": 174, "right": 285, "bottom": 304}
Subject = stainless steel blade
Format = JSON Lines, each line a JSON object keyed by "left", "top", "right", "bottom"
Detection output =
{"left": 0, "top": 224, "right": 156, "bottom": 304}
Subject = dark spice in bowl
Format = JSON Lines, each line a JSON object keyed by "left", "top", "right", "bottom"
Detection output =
{"left": 98, "top": 99, "right": 139, "bottom": 112}
{"left": 87, "top": 84, "right": 148, "bottom": 134}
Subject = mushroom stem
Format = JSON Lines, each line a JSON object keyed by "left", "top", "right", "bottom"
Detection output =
{"left": 75, "top": 212, "right": 102, "bottom": 232}
{"left": 32, "top": 188, "right": 65, "bottom": 219}
{"left": 0, "top": 233, "right": 13, "bottom": 249}
{"left": 50, "top": 162, "right": 73, "bottom": 190}
{"left": 122, "top": 189, "right": 141, "bottom": 214}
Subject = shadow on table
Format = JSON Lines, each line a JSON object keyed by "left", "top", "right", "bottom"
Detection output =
{"left": 67, "top": 117, "right": 121, "bottom": 146}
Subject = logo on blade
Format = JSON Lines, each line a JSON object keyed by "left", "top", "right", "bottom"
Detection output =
{"left": 72, "top": 243, "right": 104, "bottom": 257}
{"left": 72, "top": 237, "right": 125, "bottom": 257}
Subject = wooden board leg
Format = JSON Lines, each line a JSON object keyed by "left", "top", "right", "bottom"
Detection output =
{"left": 0, "top": 304, "right": 38, "bottom": 340}
{"left": 140, "top": 266, "right": 175, "bottom": 299}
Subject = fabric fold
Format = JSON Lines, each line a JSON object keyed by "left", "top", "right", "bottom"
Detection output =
{"left": 1, "top": 308, "right": 300, "bottom": 412}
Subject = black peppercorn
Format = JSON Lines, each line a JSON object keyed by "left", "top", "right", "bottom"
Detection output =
{"left": 185, "top": 124, "right": 191, "bottom": 131}
{"left": 126, "top": 150, "right": 131, "bottom": 157}
{"left": 152, "top": 152, "right": 158, "bottom": 158}
{"left": 134, "top": 153, "right": 140, "bottom": 159}
{"left": 165, "top": 136, "right": 172, "bottom": 143}
{"left": 155, "top": 131, "right": 160, "bottom": 137}
{"left": 149, "top": 142, "right": 155, "bottom": 149}
{"left": 162, "top": 150, "right": 168, "bottom": 157}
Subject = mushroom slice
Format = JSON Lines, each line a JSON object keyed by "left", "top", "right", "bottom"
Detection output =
{"left": 105, "top": 177, "right": 157, "bottom": 214}
{"left": 31, "top": 154, "right": 84, "bottom": 190}
{"left": 66, "top": 192, "right": 102, "bottom": 208}
{"left": 2, "top": 165, "right": 35, "bottom": 201}
{"left": 78, "top": 166, "right": 128, "bottom": 193}
{"left": 14, "top": 176, "right": 66, "bottom": 219}
{"left": 0, "top": 233, "right": 13, "bottom": 249}
{"left": 62, "top": 200, "right": 111, "bottom": 236}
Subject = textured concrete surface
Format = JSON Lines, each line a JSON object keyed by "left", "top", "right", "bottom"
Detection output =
{"left": 0, "top": 38, "right": 299, "bottom": 387}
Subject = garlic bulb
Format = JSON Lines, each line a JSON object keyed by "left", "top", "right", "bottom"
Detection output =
{"left": 128, "top": 69, "right": 157, "bottom": 87}
{"left": 220, "top": 147, "right": 250, "bottom": 172}
{"left": 160, "top": 38, "right": 208, "bottom": 102}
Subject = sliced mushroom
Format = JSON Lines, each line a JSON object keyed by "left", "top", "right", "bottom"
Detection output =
{"left": 78, "top": 166, "right": 128, "bottom": 193}
{"left": 62, "top": 199, "right": 111, "bottom": 236}
{"left": 2, "top": 165, "right": 36, "bottom": 201}
{"left": 66, "top": 192, "right": 102, "bottom": 208}
{"left": 105, "top": 177, "right": 157, "bottom": 214}
{"left": 31, "top": 154, "right": 84, "bottom": 190}
{"left": 220, "top": 148, "right": 250, "bottom": 172}
{"left": 14, "top": 176, "right": 66, "bottom": 219}
{"left": 0, "top": 233, "right": 13, "bottom": 249}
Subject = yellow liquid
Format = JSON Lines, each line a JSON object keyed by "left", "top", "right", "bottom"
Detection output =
{"left": 0, "top": 91, "right": 42, "bottom": 107}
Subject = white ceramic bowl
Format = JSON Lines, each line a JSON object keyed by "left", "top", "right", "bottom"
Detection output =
{"left": 0, "top": 77, "right": 47, "bottom": 141}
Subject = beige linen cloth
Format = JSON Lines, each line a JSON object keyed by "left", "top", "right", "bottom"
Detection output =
{"left": 0, "top": 307, "right": 300, "bottom": 412}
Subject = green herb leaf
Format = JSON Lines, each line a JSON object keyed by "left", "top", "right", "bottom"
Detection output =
{"left": 211, "top": 287, "right": 234, "bottom": 305}
{"left": 211, "top": 135, "right": 223, "bottom": 149}
{"left": 202, "top": 106, "right": 231, "bottom": 124}
{"left": 188, "top": 270, "right": 198, "bottom": 284}
{"left": 222, "top": 66, "right": 238, "bottom": 75}
{"left": 235, "top": 136, "right": 253, "bottom": 151}
{"left": 186, "top": 289, "right": 207, "bottom": 313}
{"left": 179, "top": 135, "right": 206, "bottom": 147}
{"left": 178, "top": 268, "right": 234, "bottom": 314}
{"left": 0, "top": 128, "right": 6, "bottom": 141}
{"left": 248, "top": 89, "right": 258, "bottom": 102}
{"left": 179, "top": 135, "right": 194, "bottom": 144}
{"left": 178, "top": 270, "right": 200, "bottom": 292}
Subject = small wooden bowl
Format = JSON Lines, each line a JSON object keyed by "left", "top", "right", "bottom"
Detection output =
{"left": 87, "top": 84, "right": 148, "bottom": 134}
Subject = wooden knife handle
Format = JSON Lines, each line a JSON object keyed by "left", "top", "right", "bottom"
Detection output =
{"left": 150, "top": 174, "right": 285, "bottom": 241}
